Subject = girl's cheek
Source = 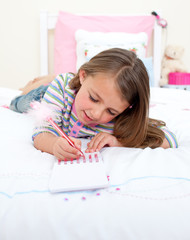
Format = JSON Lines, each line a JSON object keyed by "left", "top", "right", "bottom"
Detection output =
{"left": 81, "top": 96, "right": 90, "bottom": 107}
{"left": 77, "top": 92, "right": 91, "bottom": 109}
{"left": 99, "top": 114, "right": 115, "bottom": 124}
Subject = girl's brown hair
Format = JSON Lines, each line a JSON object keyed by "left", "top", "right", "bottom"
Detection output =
{"left": 69, "top": 48, "right": 165, "bottom": 148}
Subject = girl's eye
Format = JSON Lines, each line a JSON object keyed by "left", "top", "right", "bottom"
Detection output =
{"left": 107, "top": 109, "right": 116, "bottom": 116}
{"left": 89, "top": 94, "right": 98, "bottom": 103}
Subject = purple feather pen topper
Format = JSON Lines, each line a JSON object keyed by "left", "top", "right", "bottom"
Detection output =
{"left": 29, "top": 101, "right": 85, "bottom": 158}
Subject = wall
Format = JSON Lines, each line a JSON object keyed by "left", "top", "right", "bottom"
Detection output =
{"left": 0, "top": 0, "right": 190, "bottom": 89}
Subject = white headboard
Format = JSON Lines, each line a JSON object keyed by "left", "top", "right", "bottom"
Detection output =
{"left": 40, "top": 10, "right": 162, "bottom": 87}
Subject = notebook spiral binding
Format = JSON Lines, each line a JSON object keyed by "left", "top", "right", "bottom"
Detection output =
{"left": 61, "top": 153, "right": 99, "bottom": 165}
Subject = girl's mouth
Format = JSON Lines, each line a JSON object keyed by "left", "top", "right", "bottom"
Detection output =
{"left": 83, "top": 110, "right": 93, "bottom": 123}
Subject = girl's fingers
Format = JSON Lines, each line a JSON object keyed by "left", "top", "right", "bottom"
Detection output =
{"left": 94, "top": 137, "right": 108, "bottom": 151}
{"left": 86, "top": 133, "right": 105, "bottom": 152}
{"left": 55, "top": 151, "right": 80, "bottom": 161}
{"left": 62, "top": 144, "right": 82, "bottom": 158}
{"left": 70, "top": 137, "right": 82, "bottom": 150}
{"left": 54, "top": 138, "right": 82, "bottom": 160}
{"left": 92, "top": 136, "right": 105, "bottom": 151}
{"left": 86, "top": 136, "right": 98, "bottom": 151}
{"left": 86, "top": 133, "right": 119, "bottom": 152}
{"left": 55, "top": 147, "right": 81, "bottom": 161}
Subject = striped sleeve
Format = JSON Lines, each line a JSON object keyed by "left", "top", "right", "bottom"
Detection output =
{"left": 32, "top": 74, "right": 69, "bottom": 138}
{"left": 159, "top": 126, "right": 178, "bottom": 148}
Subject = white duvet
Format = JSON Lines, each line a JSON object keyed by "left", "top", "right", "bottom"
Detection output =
{"left": 0, "top": 87, "right": 190, "bottom": 240}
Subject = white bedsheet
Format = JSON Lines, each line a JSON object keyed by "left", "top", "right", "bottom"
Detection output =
{"left": 0, "top": 87, "right": 190, "bottom": 240}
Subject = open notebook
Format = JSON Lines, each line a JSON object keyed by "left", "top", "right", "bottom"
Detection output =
{"left": 49, "top": 152, "right": 109, "bottom": 193}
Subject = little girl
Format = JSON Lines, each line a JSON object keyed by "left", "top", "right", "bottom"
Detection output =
{"left": 11, "top": 48, "right": 178, "bottom": 160}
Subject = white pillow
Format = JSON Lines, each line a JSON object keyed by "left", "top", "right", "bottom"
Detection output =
{"left": 75, "top": 29, "right": 148, "bottom": 70}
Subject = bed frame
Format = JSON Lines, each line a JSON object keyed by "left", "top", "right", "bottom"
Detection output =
{"left": 40, "top": 10, "right": 162, "bottom": 87}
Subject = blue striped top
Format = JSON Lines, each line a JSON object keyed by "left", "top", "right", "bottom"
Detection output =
{"left": 32, "top": 73, "right": 178, "bottom": 148}
{"left": 32, "top": 73, "right": 114, "bottom": 139}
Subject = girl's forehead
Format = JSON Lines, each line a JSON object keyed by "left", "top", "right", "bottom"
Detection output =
{"left": 89, "top": 72, "right": 115, "bottom": 83}
{"left": 87, "top": 73, "right": 116, "bottom": 89}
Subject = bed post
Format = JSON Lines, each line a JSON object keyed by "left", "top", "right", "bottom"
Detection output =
{"left": 40, "top": 10, "right": 48, "bottom": 76}
{"left": 153, "top": 21, "right": 162, "bottom": 87}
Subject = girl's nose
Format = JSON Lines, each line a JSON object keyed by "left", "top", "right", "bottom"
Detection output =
{"left": 91, "top": 108, "right": 103, "bottom": 120}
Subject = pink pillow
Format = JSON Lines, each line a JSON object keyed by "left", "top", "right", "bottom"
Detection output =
{"left": 54, "top": 11, "right": 155, "bottom": 74}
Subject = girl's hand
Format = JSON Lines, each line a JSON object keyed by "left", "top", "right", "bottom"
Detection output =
{"left": 85, "top": 132, "right": 122, "bottom": 153}
{"left": 52, "top": 136, "right": 82, "bottom": 161}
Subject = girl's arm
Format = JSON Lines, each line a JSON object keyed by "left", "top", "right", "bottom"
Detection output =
{"left": 34, "top": 132, "right": 82, "bottom": 160}
{"left": 86, "top": 130, "right": 178, "bottom": 152}
{"left": 159, "top": 126, "right": 178, "bottom": 148}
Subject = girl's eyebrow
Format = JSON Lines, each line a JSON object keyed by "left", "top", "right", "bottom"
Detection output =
{"left": 91, "top": 90, "right": 120, "bottom": 114}
{"left": 109, "top": 108, "right": 120, "bottom": 114}
{"left": 91, "top": 89, "right": 102, "bottom": 100}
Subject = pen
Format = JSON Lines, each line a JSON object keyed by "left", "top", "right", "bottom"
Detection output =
{"left": 47, "top": 117, "right": 85, "bottom": 158}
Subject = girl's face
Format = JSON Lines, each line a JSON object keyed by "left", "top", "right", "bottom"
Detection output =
{"left": 74, "top": 70, "right": 129, "bottom": 125}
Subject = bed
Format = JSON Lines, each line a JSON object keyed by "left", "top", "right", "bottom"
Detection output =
{"left": 1, "top": 10, "right": 190, "bottom": 240}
